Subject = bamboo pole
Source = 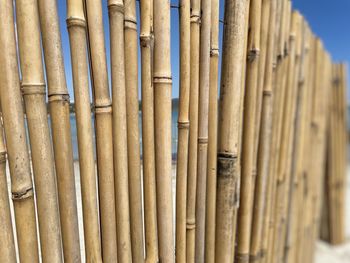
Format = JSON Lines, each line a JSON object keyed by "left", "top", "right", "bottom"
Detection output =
{"left": 0, "top": 0, "right": 39, "bottom": 262}
{"left": 108, "top": 0, "right": 133, "bottom": 261}
{"left": 204, "top": 0, "right": 220, "bottom": 260}
{"left": 253, "top": 0, "right": 271, "bottom": 160}
{"left": 16, "top": 0, "right": 64, "bottom": 261}
{"left": 124, "top": 1, "right": 145, "bottom": 261}
{"left": 84, "top": 0, "right": 117, "bottom": 261}
{"left": 250, "top": 0, "right": 276, "bottom": 261}
{"left": 186, "top": 0, "right": 201, "bottom": 259}
{"left": 215, "top": 0, "right": 250, "bottom": 262}
{"left": 153, "top": 0, "right": 174, "bottom": 260}
{"left": 236, "top": 0, "right": 262, "bottom": 262}
{"left": 37, "top": 0, "right": 81, "bottom": 261}
{"left": 140, "top": 0, "right": 159, "bottom": 261}
{"left": 0, "top": 113, "right": 16, "bottom": 263}
{"left": 175, "top": 0, "right": 190, "bottom": 261}
{"left": 66, "top": 0, "right": 102, "bottom": 261}
{"left": 194, "top": 0, "right": 211, "bottom": 260}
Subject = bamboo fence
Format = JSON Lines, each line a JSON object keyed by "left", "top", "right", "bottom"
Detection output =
{"left": 0, "top": 0, "right": 347, "bottom": 262}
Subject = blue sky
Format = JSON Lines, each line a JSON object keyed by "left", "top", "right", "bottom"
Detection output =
{"left": 56, "top": 0, "right": 350, "bottom": 101}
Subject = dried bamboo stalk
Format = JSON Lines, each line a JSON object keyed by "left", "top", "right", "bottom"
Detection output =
{"left": 204, "top": 0, "right": 220, "bottom": 260}
{"left": 250, "top": 0, "right": 276, "bottom": 261}
{"left": 153, "top": 0, "right": 174, "bottom": 260}
{"left": 124, "top": 0, "right": 144, "bottom": 260}
{"left": 108, "top": 0, "right": 133, "bottom": 261}
{"left": 0, "top": 0, "right": 39, "bottom": 261}
{"left": 186, "top": 0, "right": 201, "bottom": 259}
{"left": 16, "top": 0, "right": 64, "bottom": 261}
{"left": 37, "top": 0, "right": 81, "bottom": 261}
{"left": 140, "top": 0, "right": 159, "bottom": 261}
{"left": 215, "top": 0, "right": 250, "bottom": 262}
{"left": 0, "top": 112, "right": 16, "bottom": 262}
{"left": 84, "top": 0, "right": 117, "bottom": 261}
{"left": 236, "top": 0, "right": 262, "bottom": 262}
{"left": 175, "top": 0, "right": 191, "bottom": 261}
{"left": 66, "top": 0, "right": 102, "bottom": 261}
{"left": 194, "top": 0, "right": 211, "bottom": 260}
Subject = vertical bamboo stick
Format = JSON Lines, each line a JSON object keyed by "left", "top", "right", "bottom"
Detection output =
{"left": 215, "top": 0, "right": 250, "bottom": 262}
{"left": 250, "top": 0, "right": 276, "bottom": 261}
{"left": 204, "top": 0, "right": 220, "bottom": 260}
{"left": 84, "top": 1, "right": 117, "bottom": 261}
{"left": 66, "top": 0, "right": 102, "bottom": 261}
{"left": 0, "top": 113, "right": 16, "bottom": 263}
{"left": 0, "top": 0, "right": 39, "bottom": 262}
{"left": 186, "top": 0, "right": 201, "bottom": 259}
{"left": 236, "top": 0, "right": 262, "bottom": 262}
{"left": 16, "top": 0, "right": 64, "bottom": 261}
{"left": 124, "top": 0, "right": 145, "bottom": 261}
{"left": 195, "top": 0, "right": 211, "bottom": 260}
{"left": 108, "top": 0, "right": 133, "bottom": 261}
{"left": 37, "top": 0, "right": 81, "bottom": 261}
{"left": 140, "top": 0, "right": 159, "bottom": 261}
{"left": 153, "top": 0, "right": 174, "bottom": 260}
{"left": 175, "top": 0, "right": 190, "bottom": 261}
{"left": 253, "top": 0, "right": 271, "bottom": 160}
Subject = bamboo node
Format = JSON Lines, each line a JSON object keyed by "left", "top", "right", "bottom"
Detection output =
{"left": 177, "top": 121, "right": 189, "bottom": 129}
{"left": 66, "top": 17, "right": 86, "bottom": 28}
{"left": 140, "top": 33, "right": 152, "bottom": 47}
{"left": 153, "top": 75, "right": 172, "bottom": 84}
{"left": 186, "top": 218, "right": 196, "bottom": 230}
{"left": 235, "top": 253, "right": 249, "bottom": 263}
{"left": 263, "top": 90, "right": 272, "bottom": 96}
{"left": 249, "top": 253, "right": 262, "bottom": 262}
{"left": 107, "top": 1, "right": 124, "bottom": 13}
{"left": 48, "top": 94, "right": 70, "bottom": 103}
{"left": 94, "top": 104, "right": 112, "bottom": 115}
{"left": 210, "top": 47, "right": 219, "bottom": 57}
{"left": 12, "top": 187, "right": 34, "bottom": 201}
{"left": 190, "top": 12, "right": 201, "bottom": 24}
{"left": 124, "top": 17, "right": 137, "bottom": 31}
{"left": 0, "top": 151, "right": 6, "bottom": 163}
{"left": 247, "top": 48, "right": 260, "bottom": 63}
{"left": 198, "top": 137, "right": 208, "bottom": 144}
{"left": 21, "top": 83, "right": 46, "bottom": 96}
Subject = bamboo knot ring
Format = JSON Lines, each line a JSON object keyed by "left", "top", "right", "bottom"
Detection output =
{"left": 247, "top": 49, "right": 260, "bottom": 62}
{"left": 186, "top": 219, "right": 196, "bottom": 230}
{"left": 48, "top": 94, "right": 70, "bottom": 103}
{"left": 66, "top": 17, "right": 86, "bottom": 28}
{"left": 21, "top": 83, "right": 46, "bottom": 96}
{"left": 12, "top": 187, "right": 34, "bottom": 200}
{"left": 198, "top": 137, "right": 208, "bottom": 144}
{"left": 124, "top": 17, "right": 137, "bottom": 30}
{"left": 235, "top": 253, "right": 249, "bottom": 263}
{"left": 108, "top": 1, "right": 124, "bottom": 13}
{"left": 153, "top": 76, "right": 172, "bottom": 84}
{"left": 177, "top": 121, "right": 189, "bottom": 129}
{"left": 0, "top": 152, "right": 6, "bottom": 163}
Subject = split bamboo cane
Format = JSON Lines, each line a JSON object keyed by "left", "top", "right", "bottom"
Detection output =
{"left": 140, "top": 0, "right": 159, "bottom": 261}
{"left": 16, "top": 0, "right": 64, "bottom": 261}
{"left": 66, "top": 0, "right": 102, "bottom": 261}
{"left": 124, "top": 0, "right": 145, "bottom": 260}
{"left": 37, "top": 0, "right": 81, "bottom": 261}
{"left": 108, "top": 0, "right": 133, "bottom": 261}
{"left": 204, "top": 0, "right": 220, "bottom": 260}
{"left": 250, "top": 0, "right": 276, "bottom": 261}
{"left": 195, "top": 0, "right": 211, "bottom": 260}
{"left": 0, "top": 0, "right": 39, "bottom": 261}
{"left": 236, "top": 0, "right": 262, "bottom": 262}
{"left": 175, "top": 0, "right": 191, "bottom": 261}
{"left": 186, "top": 0, "right": 201, "bottom": 259}
{"left": 84, "top": 0, "right": 117, "bottom": 261}
{"left": 215, "top": 0, "right": 250, "bottom": 262}
{"left": 0, "top": 112, "right": 16, "bottom": 263}
{"left": 153, "top": 0, "right": 174, "bottom": 260}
